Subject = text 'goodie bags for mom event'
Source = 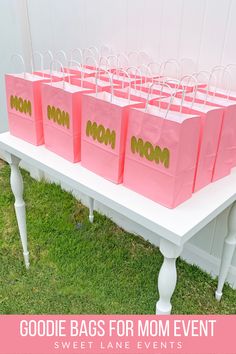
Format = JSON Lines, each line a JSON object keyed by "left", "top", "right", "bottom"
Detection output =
{"left": 123, "top": 84, "right": 201, "bottom": 208}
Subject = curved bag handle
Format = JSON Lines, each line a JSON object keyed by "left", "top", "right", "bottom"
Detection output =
{"left": 70, "top": 48, "right": 83, "bottom": 63}
{"left": 11, "top": 53, "right": 27, "bottom": 78}
{"left": 55, "top": 50, "right": 68, "bottom": 64}
{"left": 117, "top": 53, "right": 129, "bottom": 68}
{"left": 160, "top": 59, "right": 180, "bottom": 79}
{"left": 147, "top": 61, "right": 162, "bottom": 76}
{"left": 126, "top": 66, "right": 142, "bottom": 90}
{"left": 67, "top": 59, "right": 83, "bottom": 85}
{"left": 31, "top": 51, "right": 44, "bottom": 75}
{"left": 145, "top": 82, "right": 174, "bottom": 113}
{"left": 211, "top": 65, "right": 232, "bottom": 99}
{"left": 179, "top": 75, "right": 198, "bottom": 112}
{"left": 50, "top": 59, "right": 66, "bottom": 89}
{"left": 145, "top": 82, "right": 174, "bottom": 143}
{"left": 112, "top": 68, "right": 131, "bottom": 102}
{"left": 95, "top": 69, "right": 114, "bottom": 102}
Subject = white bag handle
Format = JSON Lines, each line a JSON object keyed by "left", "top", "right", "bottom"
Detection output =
{"left": 55, "top": 50, "right": 68, "bottom": 64}
{"left": 112, "top": 68, "right": 131, "bottom": 102}
{"left": 211, "top": 65, "right": 232, "bottom": 99}
{"left": 179, "top": 75, "right": 198, "bottom": 112}
{"left": 147, "top": 61, "right": 162, "bottom": 76}
{"left": 70, "top": 48, "right": 83, "bottom": 63}
{"left": 98, "top": 56, "right": 111, "bottom": 71}
{"left": 206, "top": 66, "right": 231, "bottom": 103}
{"left": 160, "top": 59, "right": 180, "bottom": 79}
{"left": 43, "top": 50, "right": 54, "bottom": 68}
{"left": 145, "top": 82, "right": 174, "bottom": 114}
{"left": 126, "top": 66, "right": 142, "bottom": 90}
{"left": 107, "top": 54, "right": 120, "bottom": 69}
{"left": 138, "top": 64, "right": 154, "bottom": 86}
{"left": 31, "top": 51, "right": 44, "bottom": 75}
{"left": 95, "top": 69, "right": 114, "bottom": 101}
{"left": 88, "top": 46, "right": 100, "bottom": 59}
{"left": 82, "top": 48, "right": 94, "bottom": 61}
{"left": 83, "top": 55, "right": 98, "bottom": 69}
{"left": 100, "top": 45, "right": 111, "bottom": 57}
{"left": 50, "top": 59, "right": 66, "bottom": 89}
{"left": 11, "top": 53, "right": 27, "bottom": 78}
{"left": 145, "top": 82, "right": 175, "bottom": 143}
{"left": 67, "top": 59, "right": 83, "bottom": 85}
{"left": 163, "top": 78, "right": 180, "bottom": 90}
{"left": 117, "top": 53, "right": 129, "bottom": 68}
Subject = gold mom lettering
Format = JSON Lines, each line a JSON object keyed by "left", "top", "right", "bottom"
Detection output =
{"left": 131, "top": 136, "right": 170, "bottom": 168}
{"left": 10, "top": 95, "right": 31, "bottom": 116}
{"left": 47, "top": 105, "right": 70, "bottom": 129}
{"left": 86, "top": 120, "right": 116, "bottom": 149}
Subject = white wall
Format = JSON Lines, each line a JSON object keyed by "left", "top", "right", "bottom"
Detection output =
{"left": 0, "top": 0, "right": 236, "bottom": 286}
{"left": 0, "top": 0, "right": 33, "bottom": 133}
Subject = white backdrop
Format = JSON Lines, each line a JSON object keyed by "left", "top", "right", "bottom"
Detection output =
{"left": 0, "top": 0, "right": 236, "bottom": 286}
{"left": 1, "top": 0, "right": 236, "bottom": 132}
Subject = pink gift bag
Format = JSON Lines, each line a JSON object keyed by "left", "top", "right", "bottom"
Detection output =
{"left": 123, "top": 89, "right": 201, "bottom": 208}
{"left": 41, "top": 73, "right": 94, "bottom": 162}
{"left": 158, "top": 95, "right": 224, "bottom": 192}
{"left": 5, "top": 54, "right": 51, "bottom": 145}
{"left": 81, "top": 84, "right": 145, "bottom": 183}
{"left": 187, "top": 90, "right": 236, "bottom": 181}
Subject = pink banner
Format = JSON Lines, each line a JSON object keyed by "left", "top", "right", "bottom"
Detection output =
{"left": 0, "top": 315, "right": 235, "bottom": 354}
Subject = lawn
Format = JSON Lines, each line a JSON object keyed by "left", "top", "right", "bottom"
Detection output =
{"left": 0, "top": 161, "right": 235, "bottom": 314}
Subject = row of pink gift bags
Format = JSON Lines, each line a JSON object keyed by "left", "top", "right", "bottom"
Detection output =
{"left": 186, "top": 67, "right": 236, "bottom": 181}
{"left": 81, "top": 71, "right": 145, "bottom": 183}
{"left": 123, "top": 83, "right": 201, "bottom": 208}
{"left": 159, "top": 75, "right": 224, "bottom": 192}
{"left": 41, "top": 60, "right": 94, "bottom": 162}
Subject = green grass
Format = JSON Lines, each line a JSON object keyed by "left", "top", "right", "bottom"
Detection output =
{"left": 0, "top": 161, "right": 235, "bottom": 314}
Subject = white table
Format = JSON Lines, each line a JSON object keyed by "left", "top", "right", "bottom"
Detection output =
{"left": 0, "top": 131, "right": 236, "bottom": 314}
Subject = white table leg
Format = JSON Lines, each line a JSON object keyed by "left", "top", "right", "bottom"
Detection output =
{"left": 88, "top": 197, "right": 94, "bottom": 223}
{"left": 156, "top": 239, "right": 183, "bottom": 315}
{"left": 9, "top": 155, "right": 29, "bottom": 269}
{"left": 215, "top": 202, "right": 236, "bottom": 301}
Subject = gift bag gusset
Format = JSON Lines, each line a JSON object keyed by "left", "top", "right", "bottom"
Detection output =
{"left": 41, "top": 79, "right": 94, "bottom": 162}
{"left": 157, "top": 96, "right": 224, "bottom": 192}
{"left": 5, "top": 72, "right": 51, "bottom": 145}
{"left": 123, "top": 101, "right": 201, "bottom": 208}
{"left": 186, "top": 91, "right": 236, "bottom": 180}
{"left": 81, "top": 90, "right": 145, "bottom": 183}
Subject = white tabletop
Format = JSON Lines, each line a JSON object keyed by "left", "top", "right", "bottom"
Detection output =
{"left": 0, "top": 132, "right": 235, "bottom": 246}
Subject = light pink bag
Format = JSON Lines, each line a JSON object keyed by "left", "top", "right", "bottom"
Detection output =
{"left": 5, "top": 54, "right": 51, "bottom": 145}
{"left": 186, "top": 90, "right": 236, "bottom": 181}
{"left": 123, "top": 85, "right": 201, "bottom": 208}
{"left": 41, "top": 62, "right": 94, "bottom": 162}
{"left": 195, "top": 66, "right": 236, "bottom": 171}
{"left": 81, "top": 74, "right": 145, "bottom": 183}
{"left": 158, "top": 94, "right": 224, "bottom": 192}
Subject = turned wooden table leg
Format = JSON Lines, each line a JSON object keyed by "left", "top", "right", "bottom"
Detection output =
{"left": 156, "top": 239, "right": 183, "bottom": 315}
{"left": 215, "top": 202, "right": 236, "bottom": 301}
{"left": 9, "top": 155, "right": 29, "bottom": 269}
{"left": 88, "top": 197, "right": 94, "bottom": 223}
